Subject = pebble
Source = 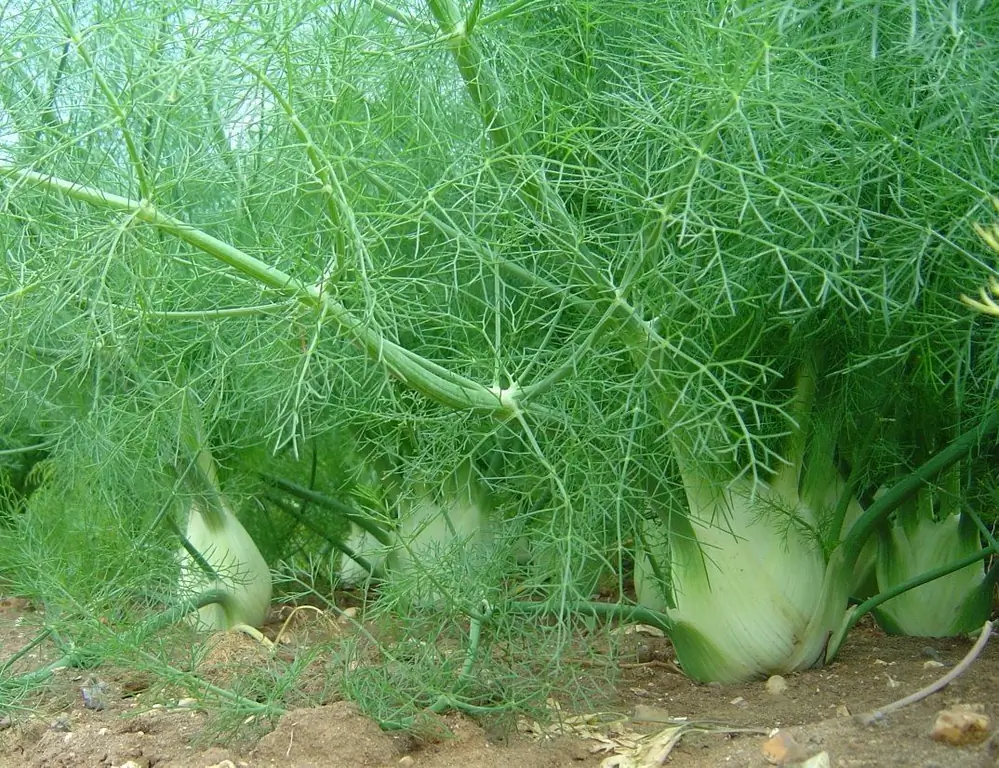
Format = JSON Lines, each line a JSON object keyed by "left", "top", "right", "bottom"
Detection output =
{"left": 632, "top": 704, "right": 672, "bottom": 723}
{"left": 797, "top": 752, "right": 830, "bottom": 768}
{"left": 176, "top": 698, "right": 198, "bottom": 710}
{"left": 921, "top": 646, "right": 944, "bottom": 662}
{"left": 399, "top": 757, "right": 415, "bottom": 767}
{"left": 81, "top": 679, "right": 109, "bottom": 711}
{"left": 930, "top": 704, "right": 991, "bottom": 746}
{"left": 766, "top": 675, "right": 788, "bottom": 695}
{"left": 761, "top": 729, "right": 808, "bottom": 765}
{"left": 49, "top": 714, "right": 71, "bottom": 732}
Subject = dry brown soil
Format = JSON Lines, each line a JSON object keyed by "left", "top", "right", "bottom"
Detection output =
{"left": 1, "top": 596, "right": 996, "bottom": 768}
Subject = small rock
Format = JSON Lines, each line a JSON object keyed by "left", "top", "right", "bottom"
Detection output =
{"left": 923, "top": 660, "right": 945, "bottom": 670}
{"left": 921, "top": 646, "right": 944, "bottom": 663}
{"left": 796, "top": 752, "right": 831, "bottom": 768}
{"left": 98, "top": 727, "right": 110, "bottom": 736}
{"left": 399, "top": 757, "right": 415, "bottom": 767}
{"left": 730, "top": 696, "right": 748, "bottom": 708}
{"left": 206, "top": 761, "right": 236, "bottom": 768}
{"left": 762, "top": 729, "right": 809, "bottom": 765}
{"left": 834, "top": 704, "right": 851, "bottom": 718}
{"left": 632, "top": 704, "right": 672, "bottom": 723}
{"left": 631, "top": 623, "right": 665, "bottom": 638}
{"left": 766, "top": 675, "right": 789, "bottom": 695}
{"left": 50, "top": 714, "right": 71, "bottom": 732}
{"left": 82, "top": 678, "right": 110, "bottom": 711}
{"left": 176, "top": 698, "right": 198, "bottom": 710}
{"left": 930, "top": 705, "right": 991, "bottom": 746}
{"left": 635, "top": 642, "right": 655, "bottom": 663}
{"left": 115, "top": 762, "right": 143, "bottom": 768}
{"left": 0, "top": 715, "right": 12, "bottom": 730}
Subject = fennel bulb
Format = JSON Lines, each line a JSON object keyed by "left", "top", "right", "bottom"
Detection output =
{"left": 175, "top": 394, "right": 271, "bottom": 630}
{"left": 178, "top": 499, "right": 273, "bottom": 630}
{"left": 334, "top": 460, "right": 490, "bottom": 590}
{"left": 338, "top": 523, "right": 391, "bottom": 586}
{"left": 388, "top": 476, "right": 488, "bottom": 573}
{"left": 635, "top": 364, "right": 861, "bottom": 682}
{"left": 381, "top": 459, "right": 493, "bottom": 606}
{"left": 664, "top": 473, "right": 833, "bottom": 683}
{"left": 874, "top": 509, "right": 990, "bottom": 637}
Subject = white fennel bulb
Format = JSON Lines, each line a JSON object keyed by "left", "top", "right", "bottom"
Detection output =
{"left": 874, "top": 506, "right": 990, "bottom": 637}
{"left": 389, "top": 478, "right": 488, "bottom": 572}
{"left": 663, "top": 472, "right": 832, "bottom": 683}
{"left": 174, "top": 391, "right": 272, "bottom": 630}
{"left": 634, "top": 365, "right": 859, "bottom": 684}
{"left": 337, "top": 523, "right": 391, "bottom": 586}
{"left": 383, "top": 459, "right": 492, "bottom": 606}
{"left": 178, "top": 499, "right": 272, "bottom": 630}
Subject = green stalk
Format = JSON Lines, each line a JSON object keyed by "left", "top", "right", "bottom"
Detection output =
{"left": 508, "top": 599, "right": 673, "bottom": 634}
{"left": 839, "top": 409, "right": 999, "bottom": 567}
{"left": 262, "top": 474, "right": 394, "bottom": 546}
{"left": 119, "top": 303, "right": 291, "bottom": 320}
{"left": 0, "top": 627, "right": 54, "bottom": 676}
{"left": 264, "top": 492, "right": 379, "bottom": 577}
{"left": 0, "top": 164, "right": 511, "bottom": 417}
{"left": 828, "top": 542, "right": 998, "bottom": 658}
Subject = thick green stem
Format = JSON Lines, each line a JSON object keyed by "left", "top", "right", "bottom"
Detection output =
{"left": 0, "top": 164, "right": 511, "bottom": 417}
{"left": 264, "top": 492, "right": 379, "bottom": 576}
{"left": 829, "top": 543, "right": 997, "bottom": 658}
{"left": 508, "top": 599, "right": 673, "bottom": 634}
{"left": 263, "top": 475, "right": 394, "bottom": 546}
{"left": 426, "top": 599, "right": 491, "bottom": 714}
{"left": 840, "top": 410, "right": 999, "bottom": 566}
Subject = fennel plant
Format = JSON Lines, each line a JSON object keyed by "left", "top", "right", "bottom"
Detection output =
{"left": 1, "top": 0, "right": 997, "bottom": 715}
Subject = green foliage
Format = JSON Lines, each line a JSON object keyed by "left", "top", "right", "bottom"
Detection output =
{"left": 1, "top": 0, "right": 998, "bottom": 721}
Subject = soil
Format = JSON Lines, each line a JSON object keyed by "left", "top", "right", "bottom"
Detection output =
{"left": 1, "top": 596, "right": 996, "bottom": 768}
